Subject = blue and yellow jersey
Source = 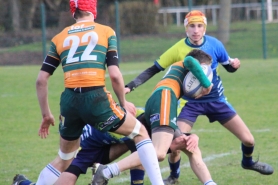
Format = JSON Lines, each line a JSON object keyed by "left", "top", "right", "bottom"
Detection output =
{"left": 155, "top": 35, "right": 229, "bottom": 102}
{"left": 153, "top": 61, "right": 188, "bottom": 99}
{"left": 48, "top": 22, "right": 117, "bottom": 88}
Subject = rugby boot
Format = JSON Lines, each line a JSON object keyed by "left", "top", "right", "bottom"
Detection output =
{"left": 241, "top": 161, "right": 274, "bottom": 175}
{"left": 91, "top": 163, "right": 109, "bottom": 185}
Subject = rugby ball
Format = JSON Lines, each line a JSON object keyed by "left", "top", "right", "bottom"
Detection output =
{"left": 183, "top": 64, "right": 213, "bottom": 98}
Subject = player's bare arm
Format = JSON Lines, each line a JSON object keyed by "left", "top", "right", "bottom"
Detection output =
{"left": 195, "top": 83, "right": 213, "bottom": 99}
{"left": 108, "top": 65, "right": 126, "bottom": 106}
{"left": 185, "top": 134, "right": 199, "bottom": 153}
{"left": 36, "top": 70, "right": 55, "bottom": 138}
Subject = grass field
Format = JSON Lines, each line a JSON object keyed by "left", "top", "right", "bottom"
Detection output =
{"left": 0, "top": 58, "right": 278, "bottom": 185}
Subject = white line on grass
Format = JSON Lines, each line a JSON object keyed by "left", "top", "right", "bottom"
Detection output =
{"left": 113, "top": 152, "right": 232, "bottom": 183}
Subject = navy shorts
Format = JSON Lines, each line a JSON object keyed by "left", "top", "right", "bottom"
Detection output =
{"left": 178, "top": 97, "right": 236, "bottom": 125}
{"left": 70, "top": 137, "right": 111, "bottom": 174}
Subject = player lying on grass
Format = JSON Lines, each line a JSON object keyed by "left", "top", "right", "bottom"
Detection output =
{"left": 91, "top": 50, "right": 217, "bottom": 185}
{"left": 12, "top": 108, "right": 201, "bottom": 185}
{"left": 11, "top": 124, "right": 130, "bottom": 185}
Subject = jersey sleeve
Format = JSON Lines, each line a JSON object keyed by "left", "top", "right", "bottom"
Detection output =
{"left": 215, "top": 39, "right": 229, "bottom": 64}
{"left": 155, "top": 40, "right": 182, "bottom": 70}
{"left": 183, "top": 56, "right": 211, "bottom": 88}
{"left": 107, "top": 28, "right": 117, "bottom": 53}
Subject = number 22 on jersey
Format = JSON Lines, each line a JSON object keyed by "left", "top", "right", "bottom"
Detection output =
{"left": 63, "top": 32, "right": 98, "bottom": 64}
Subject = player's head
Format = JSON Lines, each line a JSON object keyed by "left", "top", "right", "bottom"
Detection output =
{"left": 184, "top": 10, "right": 207, "bottom": 27}
{"left": 184, "top": 10, "right": 207, "bottom": 44}
{"left": 186, "top": 49, "right": 212, "bottom": 65}
{"left": 70, "top": 0, "right": 97, "bottom": 19}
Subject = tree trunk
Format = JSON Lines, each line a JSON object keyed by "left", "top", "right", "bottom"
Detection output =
{"left": 25, "top": 0, "right": 39, "bottom": 30}
{"left": 217, "top": 0, "right": 231, "bottom": 44}
{"left": 10, "top": 0, "right": 20, "bottom": 33}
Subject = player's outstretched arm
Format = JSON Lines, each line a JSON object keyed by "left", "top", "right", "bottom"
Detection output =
{"left": 125, "top": 65, "right": 161, "bottom": 93}
{"left": 195, "top": 83, "right": 213, "bottom": 99}
{"left": 183, "top": 56, "right": 211, "bottom": 88}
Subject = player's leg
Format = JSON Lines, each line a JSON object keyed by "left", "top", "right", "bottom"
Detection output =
{"left": 54, "top": 137, "right": 80, "bottom": 185}
{"left": 14, "top": 156, "right": 72, "bottom": 185}
{"left": 127, "top": 111, "right": 146, "bottom": 185}
{"left": 92, "top": 112, "right": 163, "bottom": 185}
{"left": 54, "top": 89, "right": 85, "bottom": 185}
{"left": 93, "top": 89, "right": 179, "bottom": 185}
{"left": 165, "top": 100, "right": 201, "bottom": 184}
{"left": 97, "top": 88, "right": 163, "bottom": 183}
{"left": 130, "top": 166, "right": 145, "bottom": 185}
{"left": 209, "top": 99, "right": 273, "bottom": 175}
{"left": 222, "top": 114, "right": 273, "bottom": 175}
{"left": 36, "top": 155, "right": 72, "bottom": 185}
{"left": 181, "top": 140, "right": 216, "bottom": 185}
{"left": 166, "top": 119, "right": 193, "bottom": 181}
{"left": 108, "top": 143, "right": 129, "bottom": 161}
{"left": 147, "top": 89, "right": 180, "bottom": 161}
{"left": 65, "top": 124, "right": 130, "bottom": 184}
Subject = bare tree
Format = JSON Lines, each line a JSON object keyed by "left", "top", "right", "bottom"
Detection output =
{"left": 217, "top": 0, "right": 231, "bottom": 44}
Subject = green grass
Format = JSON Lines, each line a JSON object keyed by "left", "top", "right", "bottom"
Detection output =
{"left": 0, "top": 42, "right": 51, "bottom": 53}
{"left": 1, "top": 59, "right": 278, "bottom": 184}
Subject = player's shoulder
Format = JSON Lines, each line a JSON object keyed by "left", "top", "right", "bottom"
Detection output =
{"left": 95, "top": 22, "right": 115, "bottom": 31}
{"left": 205, "top": 35, "right": 219, "bottom": 41}
{"left": 175, "top": 38, "right": 187, "bottom": 46}
{"left": 94, "top": 22, "right": 116, "bottom": 37}
{"left": 51, "top": 25, "right": 74, "bottom": 42}
{"left": 205, "top": 35, "right": 224, "bottom": 45}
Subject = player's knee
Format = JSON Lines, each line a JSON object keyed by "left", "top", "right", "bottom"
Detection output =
{"left": 127, "top": 119, "right": 142, "bottom": 139}
{"left": 58, "top": 149, "right": 79, "bottom": 160}
{"left": 156, "top": 150, "right": 167, "bottom": 161}
{"left": 171, "top": 149, "right": 181, "bottom": 156}
{"left": 241, "top": 134, "right": 255, "bottom": 146}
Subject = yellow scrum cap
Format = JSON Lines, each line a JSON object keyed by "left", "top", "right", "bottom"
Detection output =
{"left": 184, "top": 10, "right": 207, "bottom": 27}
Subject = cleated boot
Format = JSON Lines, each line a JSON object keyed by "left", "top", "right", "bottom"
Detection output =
{"left": 91, "top": 163, "right": 109, "bottom": 185}
{"left": 242, "top": 161, "right": 274, "bottom": 175}
{"left": 11, "top": 174, "right": 28, "bottom": 185}
{"left": 163, "top": 175, "right": 179, "bottom": 185}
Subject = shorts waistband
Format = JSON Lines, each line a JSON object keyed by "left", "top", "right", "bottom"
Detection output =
{"left": 67, "top": 86, "right": 104, "bottom": 93}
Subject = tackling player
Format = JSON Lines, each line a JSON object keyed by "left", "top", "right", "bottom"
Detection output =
{"left": 125, "top": 10, "right": 273, "bottom": 184}
{"left": 91, "top": 50, "right": 217, "bottom": 185}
